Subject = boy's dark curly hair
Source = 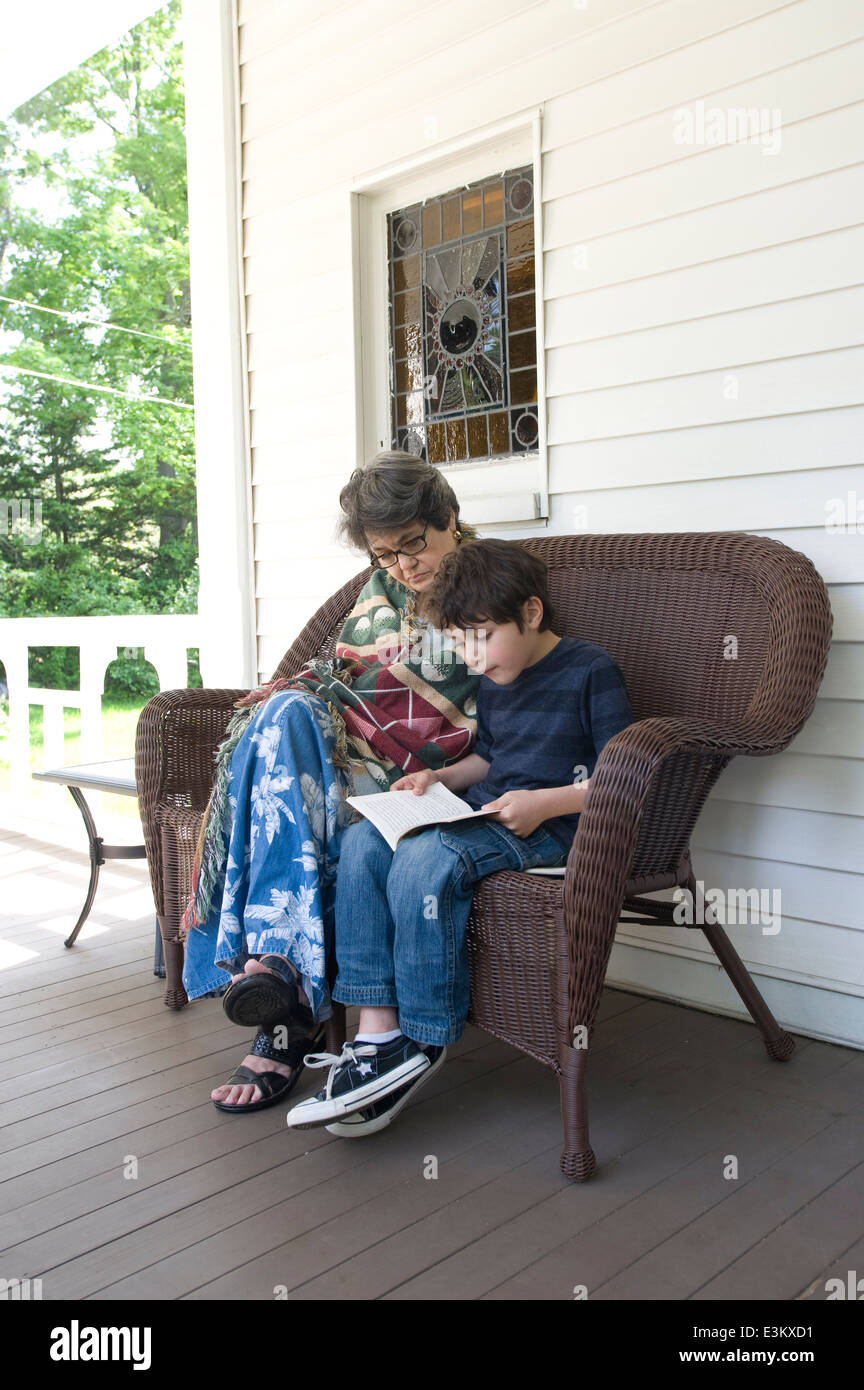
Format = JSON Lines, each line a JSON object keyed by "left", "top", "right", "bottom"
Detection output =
{"left": 425, "top": 538, "right": 556, "bottom": 633}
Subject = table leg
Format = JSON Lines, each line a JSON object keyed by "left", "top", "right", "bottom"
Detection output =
{"left": 63, "top": 784, "right": 147, "bottom": 949}
{"left": 64, "top": 785, "right": 104, "bottom": 949}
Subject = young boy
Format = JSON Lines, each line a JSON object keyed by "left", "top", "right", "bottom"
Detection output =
{"left": 286, "top": 539, "right": 634, "bottom": 1135}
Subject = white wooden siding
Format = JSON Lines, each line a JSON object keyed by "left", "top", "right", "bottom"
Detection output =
{"left": 236, "top": 0, "right": 864, "bottom": 1045}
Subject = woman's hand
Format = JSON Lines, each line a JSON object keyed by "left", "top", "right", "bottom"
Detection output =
{"left": 391, "top": 769, "right": 439, "bottom": 795}
{"left": 481, "top": 789, "right": 547, "bottom": 837}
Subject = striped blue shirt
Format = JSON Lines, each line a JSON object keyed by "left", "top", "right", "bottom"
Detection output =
{"left": 463, "top": 635, "right": 635, "bottom": 851}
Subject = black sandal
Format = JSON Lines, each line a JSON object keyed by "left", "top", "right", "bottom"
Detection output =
{"left": 212, "top": 1026, "right": 325, "bottom": 1113}
{"left": 221, "top": 955, "right": 315, "bottom": 1037}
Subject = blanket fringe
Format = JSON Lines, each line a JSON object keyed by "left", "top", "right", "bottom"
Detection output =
{"left": 180, "top": 680, "right": 359, "bottom": 939}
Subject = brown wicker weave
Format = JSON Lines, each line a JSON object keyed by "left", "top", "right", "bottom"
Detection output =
{"left": 135, "top": 533, "right": 833, "bottom": 1180}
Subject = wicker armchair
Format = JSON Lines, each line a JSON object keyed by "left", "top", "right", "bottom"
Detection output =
{"left": 135, "top": 533, "right": 833, "bottom": 1181}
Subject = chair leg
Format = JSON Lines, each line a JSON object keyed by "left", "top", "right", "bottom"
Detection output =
{"left": 700, "top": 919, "right": 795, "bottom": 1060}
{"left": 158, "top": 915, "right": 189, "bottom": 1010}
{"left": 555, "top": 906, "right": 597, "bottom": 1181}
{"left": 558, "top": 1043, "right": 596, "bottom": 1181}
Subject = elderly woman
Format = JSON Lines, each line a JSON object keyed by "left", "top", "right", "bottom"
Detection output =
{"left": 180, "top": 451, "right": 481, "bottom": 1111}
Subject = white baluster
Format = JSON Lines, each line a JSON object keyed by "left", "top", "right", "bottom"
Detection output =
{"left": 79, "top": 642, "right": 116, "bottom": 764}
{"left": 144, "top": 643, "right": 190, "bottom": 695}
{"left": 3, "top": 640, "right": 31, "bottom": 801}
{"left": 41, "top": 694, "right": 68, "bottom": 772}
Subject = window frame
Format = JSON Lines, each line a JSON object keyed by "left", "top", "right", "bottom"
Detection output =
{"left": 349, "top": 108, "right": 549, "bottom": 528}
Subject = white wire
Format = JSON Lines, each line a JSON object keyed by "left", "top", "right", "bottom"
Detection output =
{"left": 0, "top": 294, "right": 193, "bottom": 348}
{"left": 0, "top": 362, "right": 194, "bottom": 409}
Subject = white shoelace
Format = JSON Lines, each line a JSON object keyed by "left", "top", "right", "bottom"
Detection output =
{"left": 301, "top": 1042, "right": 376, "bottom": 1098}
{"left": 302, "top": 1042, "right": 376, "bottom": 1067}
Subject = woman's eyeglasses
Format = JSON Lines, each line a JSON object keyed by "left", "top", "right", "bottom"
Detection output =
{"left": 369, "top": 522, "right": 430, "bottom": 569}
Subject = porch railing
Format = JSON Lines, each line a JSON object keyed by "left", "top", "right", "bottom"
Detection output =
{"left": 0, "top": 614, "right": 200, "bottom": 800}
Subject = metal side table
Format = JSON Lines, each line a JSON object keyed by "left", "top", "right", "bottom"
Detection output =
{"left": 32, "top": 757, "right": 164, "bottom": 974}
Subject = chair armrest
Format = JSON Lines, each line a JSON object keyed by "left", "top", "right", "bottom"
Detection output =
{"left": 559, "top": 714, "right": 762, "bottom": 1037}
{"left": 567, "top": 711, "right": 774, "bottom": 879}
{"left": 589, "top": 713, "right": 782, "bottom": 765}
{"left": 135, "top": 686, "right": 250, "bottom": 915}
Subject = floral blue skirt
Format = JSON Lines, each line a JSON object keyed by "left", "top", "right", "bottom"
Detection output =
{"left": 181, "top": 688, "right": 368, "bottom": 1021}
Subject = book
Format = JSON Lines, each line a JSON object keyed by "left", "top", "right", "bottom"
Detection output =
{"left": 345, "top": 781, "right": 496, "bottom": 852}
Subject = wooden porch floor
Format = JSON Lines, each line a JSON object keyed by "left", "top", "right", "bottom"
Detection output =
{"left": 1, "top": 819, "right": 863, "bottom": 1302}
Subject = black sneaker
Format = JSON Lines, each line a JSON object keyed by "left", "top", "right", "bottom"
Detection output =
{"left": 326, "top": 1046, "right": 447, "bottom": 1136}
{"left": 286, "top": 1034, "right": 434, "bottom": 1129}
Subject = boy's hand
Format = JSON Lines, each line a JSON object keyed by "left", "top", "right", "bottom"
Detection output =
{"left": 481, "top": 789, "right": 546, "bottom": 837}
{"left": 391, "top": 769, "right": 439, "bottom": 795}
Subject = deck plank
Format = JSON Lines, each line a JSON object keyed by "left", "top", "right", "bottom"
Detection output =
{"left": 386, "top": 1089, "right": 838, "bottom": 1301}
{"left": 481, "top": 1109, "right": 864, "bottom": 1301}
{"left": 0, "top": 1028, "right": 503, "bottom": 1255}
{"left": 20, "top": 1049, "right": 552, "bottom": 1296}
{"left": 179, "top": 1055, "right": 742, "bottom": 1300}
{"left": 797, "top": 1234, "right": 864, "bottom": 1300}
{"left": 1, "top": 823, "right": 862, "bottom": 1301}
{"left": 692, "top": 1153, "right": 864, "bottom": 1301}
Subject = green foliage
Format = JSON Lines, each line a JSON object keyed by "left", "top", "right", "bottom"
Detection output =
{"left": 104, "top": 645, "right": 201, "bottom": 697}
{"left": 0, "top": 0, "right": 197, "bottom": 620}
{"left": 186, "top": 647, "right": 203, "bottom": 688}
{"left": 28, "top": 644, "right": 79, "bottom": 689}
{"left": 103, "top": 652, "right": 161, "bottom": 699}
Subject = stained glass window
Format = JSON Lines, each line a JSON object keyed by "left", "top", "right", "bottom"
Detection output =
{"left": 387, "top": 164, "right": 538, "bottom": 465}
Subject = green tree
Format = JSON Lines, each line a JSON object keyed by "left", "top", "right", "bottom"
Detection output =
{"left": 0, "top": 0, "right": 197, "bottom": 624}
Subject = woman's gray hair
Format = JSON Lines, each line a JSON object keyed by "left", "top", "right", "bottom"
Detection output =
{"left": 337, "top": 449, "right": 479, "bottom": 554}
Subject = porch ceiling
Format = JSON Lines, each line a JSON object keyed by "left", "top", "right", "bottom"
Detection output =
{"left": 1, "top": 0, "right": 165, "bottom": 118}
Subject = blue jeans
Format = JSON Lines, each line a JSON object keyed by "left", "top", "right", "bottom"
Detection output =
{"left": 332, "top": 816, "right": 567, "bottom": 1046}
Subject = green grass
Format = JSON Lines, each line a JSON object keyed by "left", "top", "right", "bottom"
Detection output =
{"left": 0, "top": 696, "right": 148, "bottom": 819}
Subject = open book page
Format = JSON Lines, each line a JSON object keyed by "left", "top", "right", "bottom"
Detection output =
{"left": 346, "top": 782, "right": 494, "bottom": 852}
